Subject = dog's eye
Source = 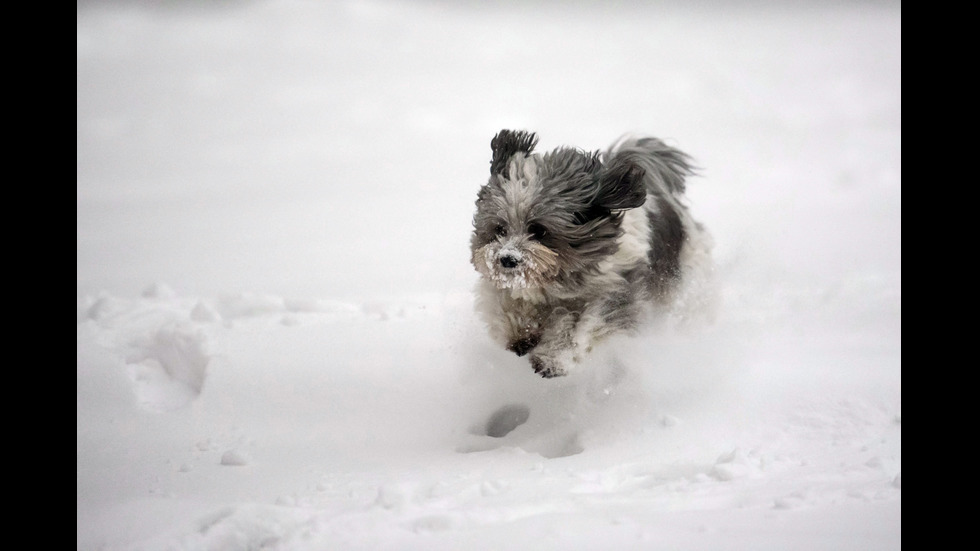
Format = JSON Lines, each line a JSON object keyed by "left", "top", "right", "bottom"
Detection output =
{"left": 494, "top": 224, "right": 508, "bottom": 238}
{"left": 527, "top": 223, "right": 547, "bottom": 240}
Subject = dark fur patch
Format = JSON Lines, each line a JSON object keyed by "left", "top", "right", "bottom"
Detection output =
{"left": 647, "top": 195, "right": 687, "bottom": 299}
{"left": 490, "top": 129, "right": 539, "bottom": 177}
{"left": 596, "top": 160, "right": 647, "bottom": 210}
{"left": 508, "top": 334, "right": 540, "bottom": 357}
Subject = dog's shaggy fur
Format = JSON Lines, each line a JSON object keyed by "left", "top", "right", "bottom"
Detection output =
{"left": 470, "top": 129, "right": 712, "bottom": 378}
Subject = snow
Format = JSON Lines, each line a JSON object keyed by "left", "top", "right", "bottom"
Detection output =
{"left": 77, "top": 1, "right": 901, "bottom": 549}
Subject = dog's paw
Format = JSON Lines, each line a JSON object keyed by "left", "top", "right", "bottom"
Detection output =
{"left": 508, "top": 334, "right": 540, "bottom": 357}
{"left": 530, "top": 355, "right": 566, "bottom": 378}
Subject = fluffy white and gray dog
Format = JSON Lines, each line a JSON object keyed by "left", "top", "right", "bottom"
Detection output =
{"left": 470, "top": 129, "right": 712, "bottom": 378}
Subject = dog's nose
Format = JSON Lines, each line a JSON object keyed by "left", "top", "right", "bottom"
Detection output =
{"left": 499, "top": 254, "right": 521, "bottom": 269}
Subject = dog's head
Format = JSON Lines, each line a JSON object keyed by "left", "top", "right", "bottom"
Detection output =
{"left": 470, "top": 129, "right": 647, "bottom": 292}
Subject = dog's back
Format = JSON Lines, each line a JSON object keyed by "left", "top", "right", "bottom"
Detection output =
{"left": 601, "top": 137, "right": 709, "bottom": 304}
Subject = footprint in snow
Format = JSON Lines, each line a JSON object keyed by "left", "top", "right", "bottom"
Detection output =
{"left": 458, "top": 403, "right": 583, "bottom": 459}
{"left": 484, "top": 404, "right": 530, "bottom": 437}
{"left": 125, "top": 323, "right": 209, "bottom": 413}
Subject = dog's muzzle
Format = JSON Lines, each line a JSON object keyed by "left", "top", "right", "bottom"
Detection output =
{"left": 474, "top": 240, "right": 558, "bottom": 291}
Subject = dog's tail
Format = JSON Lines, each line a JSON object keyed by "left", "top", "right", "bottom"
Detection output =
{"left": 604, "top": 136, "right": 696, "bottom": 196}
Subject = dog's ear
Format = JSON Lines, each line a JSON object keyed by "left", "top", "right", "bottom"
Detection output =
{"left": 595, "top": 158, "right": 647, "bottom": 210}
{"left": 490, "top": 130, "right": 538, "bottom": 177}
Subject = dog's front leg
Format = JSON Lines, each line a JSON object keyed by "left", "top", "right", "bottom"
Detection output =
{"left": 498, "top": 300, "right": 543, "bottom": 357}
{"left": 528, "top": 307, "right": 581, "bottom": 378}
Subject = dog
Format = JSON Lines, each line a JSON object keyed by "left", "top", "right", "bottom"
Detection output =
{"left": 470, "top": 129, "right": 712, "bottom": 378}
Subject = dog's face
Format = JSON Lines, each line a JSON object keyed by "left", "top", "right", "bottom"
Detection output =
{"left": 471, "top": 130, "right": 648, "bottom": 291}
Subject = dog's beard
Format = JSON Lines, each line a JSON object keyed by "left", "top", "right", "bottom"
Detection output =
{"left": 472, "top": 239, "right": 560, "bottom": 290}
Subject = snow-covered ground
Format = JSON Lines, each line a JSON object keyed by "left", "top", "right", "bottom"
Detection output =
{"left": 77, "top": 1, "right": 901, "bottom": 549}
